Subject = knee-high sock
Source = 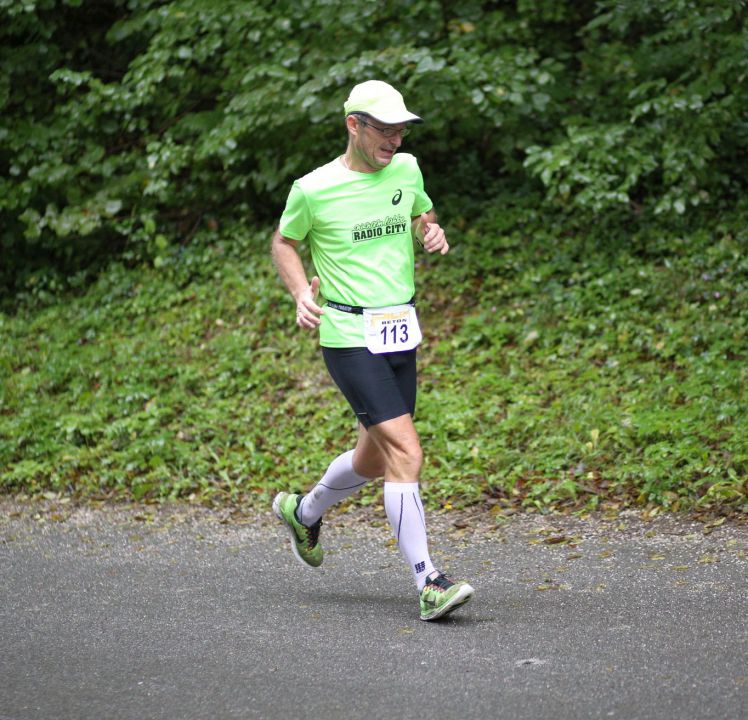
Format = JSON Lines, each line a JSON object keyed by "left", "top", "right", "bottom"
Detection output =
{"left": 384, "top": 481, "right": 436, "bottom": 591}
{"left": 297, "top": 450, "right": 370, "bottom": 526}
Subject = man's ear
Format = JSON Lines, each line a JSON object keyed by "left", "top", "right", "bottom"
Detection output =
{"left": 345, "top": 114, "right": 359, "bottom": 136}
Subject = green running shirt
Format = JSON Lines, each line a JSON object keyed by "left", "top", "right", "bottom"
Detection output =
{"left": 279, "top": 152, "right": 433, "bottom": 347}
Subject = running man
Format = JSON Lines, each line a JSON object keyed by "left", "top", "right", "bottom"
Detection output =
{"left": 271, "top": 80, "right": 474, "bottom": 621}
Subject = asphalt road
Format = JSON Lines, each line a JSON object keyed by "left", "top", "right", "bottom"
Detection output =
{"left": 1, "top": 501, "right": 747, "bottom": 720}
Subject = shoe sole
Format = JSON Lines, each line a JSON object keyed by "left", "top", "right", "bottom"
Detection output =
{"left": 272, "top": 493, "right": 321, "bottom": 568}
{"left": 420, "top": 583, "right": 474, "bottom": 621}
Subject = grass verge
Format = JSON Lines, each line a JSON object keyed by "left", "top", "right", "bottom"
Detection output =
{"left": 2, "top": 212, "right": 746, "bottom": 517}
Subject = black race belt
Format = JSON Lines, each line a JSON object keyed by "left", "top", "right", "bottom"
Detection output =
{"left": 326, "top": 297, "right": 415, "bottom": 315}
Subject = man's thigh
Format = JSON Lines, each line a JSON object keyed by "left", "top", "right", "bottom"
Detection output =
{"left": 321, "top": 347, "right": 417, "bottom": 428}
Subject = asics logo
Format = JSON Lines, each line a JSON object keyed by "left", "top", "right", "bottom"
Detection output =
{"left": 392, "top": 189, "right": 402, "bottom": 205}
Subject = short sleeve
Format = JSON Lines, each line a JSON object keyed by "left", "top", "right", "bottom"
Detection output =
{"left": 279, "top": 181, "right": 313, "bottom": 241}
{"left": 410, "top": 158, "right": 433, "bottom": 217}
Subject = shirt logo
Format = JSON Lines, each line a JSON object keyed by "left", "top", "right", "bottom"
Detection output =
{"left": 352, "top": 214, "right": 408, "bottom": 243}
{"left": 392, "top": 189, "right": 402, "bottom": 205}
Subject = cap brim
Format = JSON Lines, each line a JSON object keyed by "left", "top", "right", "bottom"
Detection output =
{"left": 370, "top": 110, "right": 423, "bottom": 124}
{"left": 348, "top": 109, "right": 423, "bottom": 124}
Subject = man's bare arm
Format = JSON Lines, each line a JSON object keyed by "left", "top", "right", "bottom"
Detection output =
{"left": 271, "top": 228, "right": 324, "bottom": 329}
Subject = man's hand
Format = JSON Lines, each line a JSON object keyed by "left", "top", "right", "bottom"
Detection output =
{"left": 415, "top": 212, "right": 449, "bottom": 255}
{"left": 295, "top": 276, "right": 324, "bottom": 329}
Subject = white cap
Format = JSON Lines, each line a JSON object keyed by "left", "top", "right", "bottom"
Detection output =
{"left": 343, "top": 80, "right": 422, "bottom": 124}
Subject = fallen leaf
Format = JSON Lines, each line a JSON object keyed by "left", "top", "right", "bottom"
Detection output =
{"left": 703, "top": 518, "right": 726, "bottom": 535}
{"left": 537, "top": 526, "right": 562, "bottom": 535}
{"left": 536, "top": 581, "right": 569, "bottom": 591}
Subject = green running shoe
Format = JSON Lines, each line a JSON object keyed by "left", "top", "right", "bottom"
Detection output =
{"left": 272, "top": 492, "right": 323, "bottom": 568}
{"left": 419, "top": 572, "right": 474, "bottom": 621}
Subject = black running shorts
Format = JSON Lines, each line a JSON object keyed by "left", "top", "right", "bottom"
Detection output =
{"left": 321, "top": 347, "right": 417, "bottom": 428}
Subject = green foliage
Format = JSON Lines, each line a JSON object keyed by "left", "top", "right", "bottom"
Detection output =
{"left": 4, "top": 1, "right": 747, "bottom": 296}
{"left": 2, "top": 1, "right": 747, "bottom": 514}
{"left": 2, "top": 213, "right": 746, "bottom": 514}
{"left": 524, "top": 0, "right": 748, "bottom": 218}
{"left": 413, "top": 204, "right": 748, "bottom": 513}
{"left": 1, "top": 224, "right": 348, "bottom": 502}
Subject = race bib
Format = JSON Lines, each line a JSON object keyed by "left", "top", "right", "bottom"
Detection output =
{"left": 363, "top": 304, "right": 422, "bottom": 354}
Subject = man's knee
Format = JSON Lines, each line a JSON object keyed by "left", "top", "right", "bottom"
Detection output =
{"left": 386, "top": 433, "right": 422, "bottom": 475}
{"left": 404, "top": 439, "right": 423, "bottom": 469}
{"left": 366, "top": 414, "right": 423, "bottom": 479}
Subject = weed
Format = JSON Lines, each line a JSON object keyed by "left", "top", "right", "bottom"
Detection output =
{"left": 1, "top": 216, "right": 746, "bottom": 515}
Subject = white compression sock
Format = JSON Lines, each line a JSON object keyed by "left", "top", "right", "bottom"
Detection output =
{"left": 384, "top": 481, "right": 436, "bottom": 591}
{"left": 297, "top": 450, "right": 370, "bottom": 526}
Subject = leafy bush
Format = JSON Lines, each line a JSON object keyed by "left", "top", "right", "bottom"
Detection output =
{"left": 4, "top": 1, "right": 747, "bottom": 297}
{"left": 524, "top": 1, "right": 748, "bottom": 219}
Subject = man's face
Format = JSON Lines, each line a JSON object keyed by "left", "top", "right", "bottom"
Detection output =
{"left": 349, "top": 115, "right": 408, "bottom": 172}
